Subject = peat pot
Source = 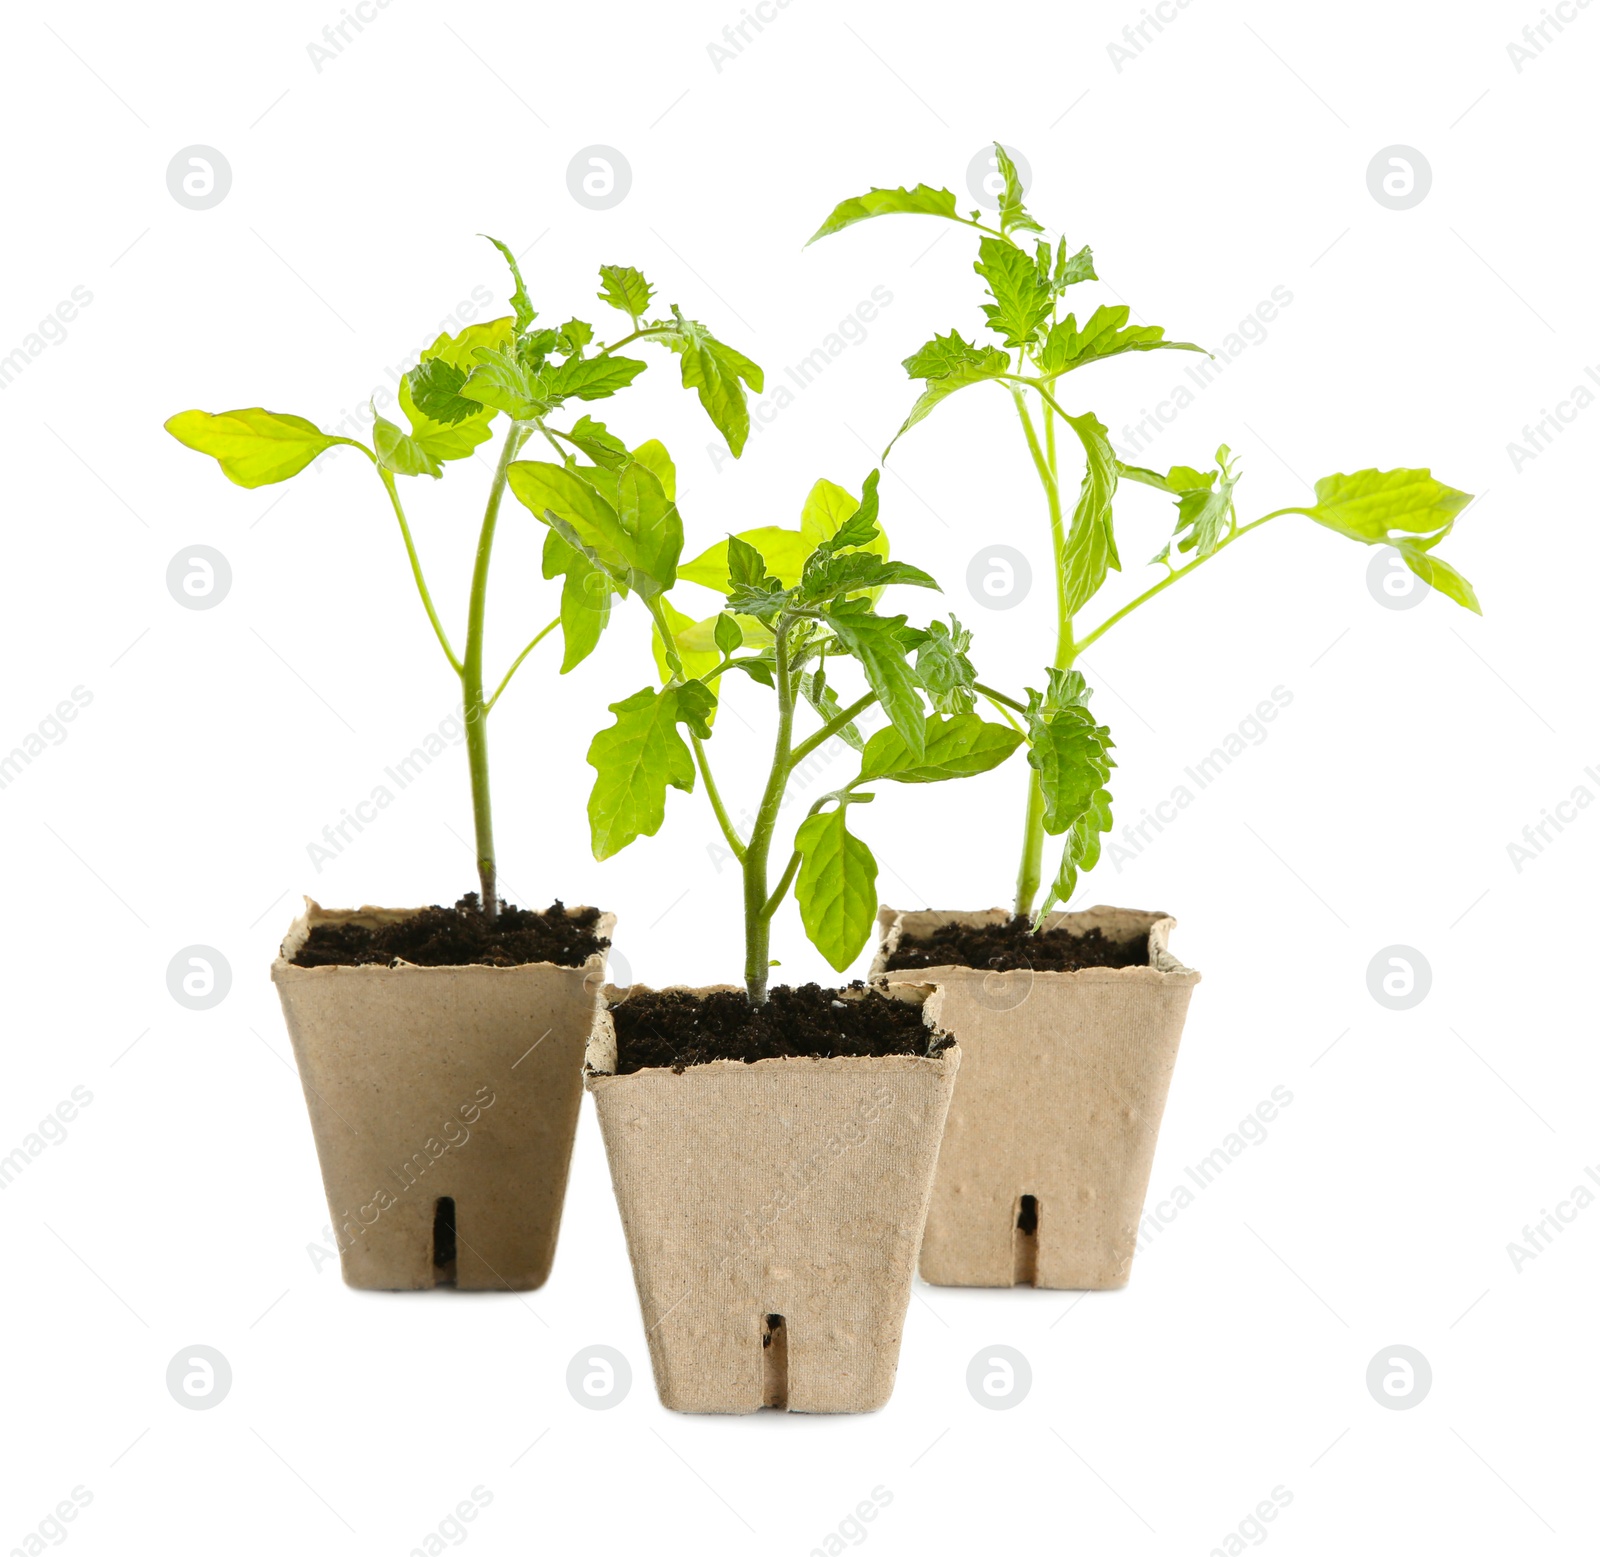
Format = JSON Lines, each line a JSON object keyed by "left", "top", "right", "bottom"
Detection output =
{"left": 271, "top": 899, "right": 613, "bottom": 1291}
{"left": 586, "top": 983, "right": 959, "bottom": 1414}
{"left": 872, "top": 906, "right": 1199, "bottom": 1291}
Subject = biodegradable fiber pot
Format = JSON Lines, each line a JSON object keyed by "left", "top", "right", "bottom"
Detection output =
{"left": 872, "top": 906, "right": 1199, "bottom": 1291}
{"left": 586, "top": 984, "right": 959, "bottom": 1415}
{"left": 271, "top": 900, "right": 613, "bottom": 1291}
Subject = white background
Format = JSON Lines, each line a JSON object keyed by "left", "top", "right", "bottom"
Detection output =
{"left": 2, "top": 0, "right": 1595, "bottom": 1552}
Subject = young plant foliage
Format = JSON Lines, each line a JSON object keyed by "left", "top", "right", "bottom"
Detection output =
{"left": 526, "top": 464, "right": 1017, "bottom": 1001}
{"left": 166, "top": 238, "right": 760, "bottom": 914}
{"left": 811, "top": 144, "right": 1485, "bottom": 922}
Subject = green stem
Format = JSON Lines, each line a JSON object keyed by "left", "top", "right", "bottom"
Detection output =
{"left": 646, "top": 597, "right": 745, "bottom": 861}
{"left": 1010, "top": 387, "right": 1074, "bottom": 920}
{"left": 973, "top": 682, "right": 1028, "bottom": 716}
{"left": 1016, "top": 774, "right": 1048, "bottom": 922}
{"left": 485, "top": 614, "right": 560, "bottom": 712}
{"left": 984, "top": 695, "right": 1025, "bottom": 733}
{"left": 461, "top": 422, "right": 529, "bottom": 918}
{"left": 535, "top": 422, "right": 570, "bottom": 461}
{"left": 595, "top": 324, "right": 673, "bottom": 356}
{"left": 743, "top": 618, "right": 797, "bottom": 1003}
{"left": 693, "top": 734, "right": 746, "bottom": 862}
{"left": 788, "top": 692, "right": 875, "bottom": 769}
{"left": 1072, "top": 510, "right": 1299, "bottom": 657}
{"left": 378, "top": 468, "right": 461, "bottom": 675}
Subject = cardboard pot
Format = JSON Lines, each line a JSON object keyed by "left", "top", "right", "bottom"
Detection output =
{"left": 271, "top": 899, "right": 613, "bottom": 1291}
{"left": 872, "top": 906, "right": 1199, "bottom": 1291}
{"left": 586, "top": 984, "right": 959, "bottom": 1414}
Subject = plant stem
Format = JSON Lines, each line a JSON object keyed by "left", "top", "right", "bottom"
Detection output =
{"left": 743, "top": 618, "right": 797, "bottom": 1004}
{"left": 486, "top": 614, "right": 561, "bottom": 711}
{"left": 1072, "top": 510, "right": 1298, "bottom": 657}
{"left": 595, "top": 324, "right": 672, "bottom": 357}
{"left": 1010, "top": 386, "right": 1074, "bottom": 919}
{"left": 644, "top": 596, "right": 745, "bottom": 861}
{"left": 379, "top": 469, "right": 461, "bottom": 675}
{"left": 973, "top": 682, "right": 1028, "bottom": 715}
{"left": 787, "top": 692, "right": 875, "bottom": 768}
{"left": 461, "top": 422, "right": 529, "bottom": 918}
{"left": 693, "top": 734, "right": 746, "bottom": 861}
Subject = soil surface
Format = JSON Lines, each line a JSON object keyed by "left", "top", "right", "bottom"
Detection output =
{"left": 610, "top": 982, "right": 952, "bottom": 1074}
{"left": 883, "top": 918, "right": 1148, "bottom": 975}
{"left": 291, "top": 895, "right": 607, "bottom": 969}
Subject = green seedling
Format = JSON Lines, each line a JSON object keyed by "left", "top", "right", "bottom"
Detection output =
{"left": 811, "top": 146, "right": 1481, "bottom": 920}
{"left": 508, "top": 451, "right": 1022, "bottom": 1003}
{"left": 166, "top": 239, "right": 761, "bottom": 917}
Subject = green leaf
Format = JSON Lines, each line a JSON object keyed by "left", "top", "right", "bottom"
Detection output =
{"left": 481, "top": 234, "right": 535, "bottom": 333}
{"left": 585, "top": 684, "right": 708, "bottom": 859}
{"left": 564, "top": 415, "right": 630, "bottom": 470}
{"left": 794, "top": 807, "right": 879, "bottom": 971}
{"left": 1038, "top": 785, "right": 1114, "bottom": 921}
{"left": 598, "top": 264, "right": 654, "bottom": 319}
{"left": 908, "top": 615, "right": 977, "bottom": 714}
{"left": 680, "top": 527, "right": 810, "bottom": 591}
{"left": 510, "top": 459, "right": 622, "bottom": 556}
{"left": 729, "top": 654, "right": 776, "bottom": 688}
{"left": 372, "top": 414, "right": 442, "bottom": 480}
{"left": 507, "top": 457, "right": 682, "bottom": 596}
{"left": 799, "top": 552, "right": 936, "bottom": 606}
{"left": 164, "top": 408, "right": 341, "bottom": 488}
{"left": 813, "top": 470, "right": 883, "bottom": 557}
{"left": 889, "top": 331, "right": 1010, "bottom": 453}
{"left": 1059, "top": 413, "right": 1121, "bottom": 615}
{"left": 544, "top": 354, "right": 647, "bottom": 402}
{"left": 991, "top": 144, "right": 1043, "bottom": 236}
{"left": 397, "top": 375, "right": 494, "bottom": 464}
{"left": 660, "top": 308, "right": 764, "bottom": 456}
{"left": 800, "top": 477, "right": 892, "bottom": 561}
{"left": 859, "top": 712, "right": 1023, "bottom": 783}
{"left": 406, "top": 358, "right": 483, "bottom": 426}
{"left": 822, "top": 607, "right": 926, "bottom": 760}
{"left": 461, "top": 347, "right": 545, "bottom": 419}
{"left": 610, "top": 459, "right": 684, "bottom": 596}
{"left": 1149, "top": 446, "right": 1239, "bottom": 564}
{"left": 1055, "top": 241, "right": 1097, "bottom": 289}
{"left": 1026, "top": 690, "right": 1115, "bottom": 837}
{"left": 974, "top": 237, "right": 1052, "bottom": 349}
{"left": 1395, "top": 542, "right": 1482, "bottom": 613}
{"left": 806, "top": 183, "right": 960, "bottom": 244}
{"left": 419, "top": 316, "right": 517, "bottom": 374}
{"left": 543, "top": 530, "right": 612, "bottom": 672}
{"left": 726, "top": 533, "right": 770, "bottom": 590}
{"left": 558, "top": 318, "right": 593, "bottom": 354}
{"left": 1306, "top": 469, "right": 1472, "bottom": 548}
{"left": 1038, "top": 305, "right": 1204, "bottom": 376}
{"left": 728, "top": 578, "right": 793, "bottom": 625}
{"left": 632, "top": 439, "right": 677, "bottom": 501}
{"left": 713, "top": 612, "right": 743, "bottom": 654}
{"left": 516, "top": 328, "right": 561, "bottom": 370}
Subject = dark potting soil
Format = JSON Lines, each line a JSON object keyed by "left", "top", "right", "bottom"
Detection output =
{"left": 610, "top": 982, "right": 952, "bottom": 1074}
{"left": 290, "top": 895, "right": 607, "bottom": 969}
{"left": 882, "top": 918, "right": 1148, "bottom": 975}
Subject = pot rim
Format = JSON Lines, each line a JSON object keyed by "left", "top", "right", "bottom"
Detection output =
{"left": 271, "top": 896, "right": 617, "bottom": 980}
{"left": 869, "top": 903, "right": 1200, "bottom": 985}
{"left": 584, "top": 980, "right": 956, "bottom": 1083}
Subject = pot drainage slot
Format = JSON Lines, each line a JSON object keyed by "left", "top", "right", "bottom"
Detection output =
{"left": 761, "top": 1315, "right": 788, "bottom": 1410}
{"left": 433, "top": 1196, "right": 458, "bottom": 1286}
{"left": 1013, "top": 1195, "right": 1039, "bottom": 1287}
